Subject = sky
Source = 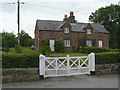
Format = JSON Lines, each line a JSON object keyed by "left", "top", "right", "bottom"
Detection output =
{"left": 0, "top": 0, "right": 119, "bottom": 38}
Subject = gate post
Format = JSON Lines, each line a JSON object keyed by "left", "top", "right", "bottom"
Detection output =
{"left": 39, "top": 54, "right": 45, "bottom": 79}
{"left": 89, "top": 52, "right": 95, "bottom": 75}
{"left": 67, "top": 55, "right": 70, "bottom": 76}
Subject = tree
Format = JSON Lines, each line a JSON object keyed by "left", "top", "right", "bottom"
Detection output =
{"left": 2, "top": 31, "right": 17, "bottom": 51}
{"left": 89, "top": 4, "right": 120, "bottom": 49}
{"left": 20, "top": 30, "right": 34, "bottom": 47}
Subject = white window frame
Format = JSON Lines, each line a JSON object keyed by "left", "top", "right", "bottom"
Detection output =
{"left": 86, "top": 40, "right": 92, "bottom": 46}
{"left": 64, "top": 27, "right": 69, "bottom": 33}
{"left": 64, "top": 40, "right": 70, "bottom": 47}
{"left": 86, "top": 29, "right": 91, "bottom": 34}
{"left": 98, "top": 40, "right": 103, "bottom": 47}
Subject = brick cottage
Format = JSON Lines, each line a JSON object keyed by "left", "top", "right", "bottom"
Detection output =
{"left": 35, "top": 12, "right": 109, "bottom": 52}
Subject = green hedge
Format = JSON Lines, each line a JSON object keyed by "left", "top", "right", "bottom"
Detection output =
{"left": 2, "top": 53, "right": 39, "bottom": 68}
{"left": 79, "top": 46, "right": 119, "bottom": 54}
{"left": 95, "top": 52, "right": 120, "bottom": 64}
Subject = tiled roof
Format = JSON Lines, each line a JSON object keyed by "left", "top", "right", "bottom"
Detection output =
{"left": 36, "top": 20, "right": 109, "bottom": 33}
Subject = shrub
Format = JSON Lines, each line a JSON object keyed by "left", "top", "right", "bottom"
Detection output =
{"left": 40, "top": 39, "right": 51, "bottom": 55}
{"left": 40, "top": 46, "right": 51, "bottom": 55}
{"left": 108, "top": 49, "right": 119, "bottom": 52}
{"left": 4, "top": 48, "right": 10, "bottom": 52}
{"left": 14, "top": 44, "right": 23, "bottom": 53}
{"left": 42, "top": 39, "right": 49, "bottom": 46}
{"left": 95, "top": 52, "right": 119, "bottom": 64}
{"left": 55, "top": 41, "right": 64, "bottom": 52}
{"left": 80, "top": 46, "right": 110, "bottom": 54}
{"left": 2, "top": 52, "right": 39, "bottom": 68}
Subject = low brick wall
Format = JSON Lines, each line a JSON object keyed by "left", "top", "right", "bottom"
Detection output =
{"left": 2, "top": 63, "right": 119, "bottom": 83}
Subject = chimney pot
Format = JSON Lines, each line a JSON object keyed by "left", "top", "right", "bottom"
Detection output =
{"left": 70, "top": 11, "right": 74, "bottom": 16}
{"left": 64, "top": 14, "right": 67, "bottom": 19}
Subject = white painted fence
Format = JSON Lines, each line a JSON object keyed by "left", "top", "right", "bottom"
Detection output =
{"left": 39, "top": 53, "right": 95, "bottom": 78}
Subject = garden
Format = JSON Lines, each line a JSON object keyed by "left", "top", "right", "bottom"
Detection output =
{"left": 2, "top": 45, "right": 119, "bottom": 68}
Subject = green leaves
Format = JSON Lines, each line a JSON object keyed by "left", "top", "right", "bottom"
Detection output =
{"left": 89, "top": 4, "right": 120, "bottom": 49}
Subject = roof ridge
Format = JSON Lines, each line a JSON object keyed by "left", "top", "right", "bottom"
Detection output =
{"left": 37, "top": 19, "right": 63, "bottom": 22}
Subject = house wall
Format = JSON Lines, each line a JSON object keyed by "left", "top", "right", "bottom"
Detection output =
{"left": 36, "top": 30, "right": 109, "bottom": 52}
{"left": 35, "top": 23, "right": 109, "bottom": 52}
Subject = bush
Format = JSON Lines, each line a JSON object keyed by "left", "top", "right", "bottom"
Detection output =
{"left": 40, "top": 46, "right": 51, "bottom": 55}
{"left": 79, "top": 46, "right": 110, "bottom": 54}
{"left": 14, "top": 44, "right": 23, "bottom": 53}
{"left": 42, "top": 39, "right": 49, "bottom": 46}
{"left": 95, "top": 52, "right": 119, "bottom": 64}
{"left": 108, "top": 49, "right": 119, "bottom": 52}
{"left": 55, "top": 41, "right": 64, "bottom": 52}
{"left": 2, "top": 52, "right": 39, "bottom": 68}
{"left": 40, "top": 39, "right": 51, "bottom": 55}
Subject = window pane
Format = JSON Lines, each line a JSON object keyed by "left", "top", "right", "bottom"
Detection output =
{"left": 86, "top": 40, "right": 92, "bottom": 46}
{"left": 99, "top": 40, "right": 103, "bottom": 47}
{"left": 64, "top": 40, "right": 70, "bottom": 47}
{"left": 64, "top": 28, "right": 69, "bottom": 33}
{"left": 87, "top": 29, "right": 91, "bottom": 34}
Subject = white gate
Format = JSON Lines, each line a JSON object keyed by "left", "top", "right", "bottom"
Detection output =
{"left": 39, "top": 53, "right": 95, "bottom": 78}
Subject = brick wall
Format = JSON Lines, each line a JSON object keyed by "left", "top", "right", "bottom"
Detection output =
{"left": 37, "top": 30, "right": 109, "bottom": 52}
{"left": 35, "top": 23, "right": 109, "bottom": 52}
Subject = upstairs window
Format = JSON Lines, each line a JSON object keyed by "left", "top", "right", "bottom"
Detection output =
{"left": 86, "top": 29, "right": 91, "bottom": 34}
{"left": 64, "top": 40, "right": 70, "bottom": 47}
{"left": 86, "top": 40, "right": 92, "bottom": 46}
{"left": 64, "top": 27, "right": 69, "bottom": 33}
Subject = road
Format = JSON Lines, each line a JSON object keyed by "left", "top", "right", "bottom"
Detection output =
{"left": 2, "top": 74, "right": 118, "bottom": 88}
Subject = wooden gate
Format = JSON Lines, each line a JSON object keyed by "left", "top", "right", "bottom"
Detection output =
{"left": 39, "top": 53, "right": 95, "bottom": 78}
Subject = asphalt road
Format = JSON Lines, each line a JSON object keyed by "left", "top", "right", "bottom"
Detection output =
{"left": 2, "top": 74, "right": 118, "bottom": 88}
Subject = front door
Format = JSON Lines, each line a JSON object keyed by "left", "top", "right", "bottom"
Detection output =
{"left": 50, "top": 40, "right": 55, "bottom": 51}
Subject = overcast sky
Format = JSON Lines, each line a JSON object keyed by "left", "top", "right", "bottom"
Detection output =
{"left": 0, "top": 0, "right": 119, "bottom": 38}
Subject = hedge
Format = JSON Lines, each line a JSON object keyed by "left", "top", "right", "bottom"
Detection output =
{"left": 95, "top": 52, "right": 120, "bottom": 64}
{"left": 2, "top": 53, "right": 39, "bottom": 68}
{"left": 2, "top": 50, "right": 119, "bottom": 68}
{"left": 79, "top": 46, "right": 119, "bottom": 54}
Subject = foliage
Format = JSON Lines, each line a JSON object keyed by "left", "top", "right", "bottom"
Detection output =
{"left": 78, "top": 37, "right": 86, "bottom": 46}
{"left": 2, "top": 31, "right": 17, "bottom": 51}
{"left": 40, "top": 39, "right": 51, "bottom": 55}
{"left": 55, "top": 41, "right": 64, "bottom": 52}
{"left": 40, "top": 46, "right": 51, "bottom": 55}
{"left": 79, "top": 46, "right": 118, "bottom": 54}
{"left": 14, "top": 44, "right": 23, "bottom": 53}
{"left": 2, "top": 53, "right": 39, "bottom": 68}
{"left": 20, "top": 30, "right": 34, "bottom": 47}
{"left": 95, "top": 52, "right": 119, "bottom": 64}
{"left": 92, "top": 39, "right": 96, "bottom": 47}
{"left": 89, "top": 4, "right": 120, "bottom": 49}
{"left": 41, "top": 39, "right": 49, "bottom": 46}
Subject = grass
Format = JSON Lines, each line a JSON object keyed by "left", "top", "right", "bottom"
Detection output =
{"left": 50, "top": 53, "right": 88, "bottom": 57}
{"left": 2, "top": 47, "right": 88, "bottom": 57}
{"left": 2, "top": 47, "right": 39, "bottom": 55}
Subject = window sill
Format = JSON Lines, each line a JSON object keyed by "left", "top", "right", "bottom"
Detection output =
{"left": 65, "top": 46, "right": 70, "bottom": 47}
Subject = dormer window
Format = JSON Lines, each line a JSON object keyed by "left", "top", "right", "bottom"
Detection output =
{"left": 64, "top": 27, "right": 69, "bottom": 33}
{"left": 87, "top": 29, "right": 91, "bottom": 34}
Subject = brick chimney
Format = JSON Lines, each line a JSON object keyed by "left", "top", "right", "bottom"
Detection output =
{"left": 64, "top": 14, "right": 67, "bottom": 19}
{"left": 63, "top": 14, "right": 68, "bottom": 22}
{"left": 63, "top": 12, "right": 76, "bottom": 23}
{"left": 68, "top": 11, "right": 76, "bottom": 23}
